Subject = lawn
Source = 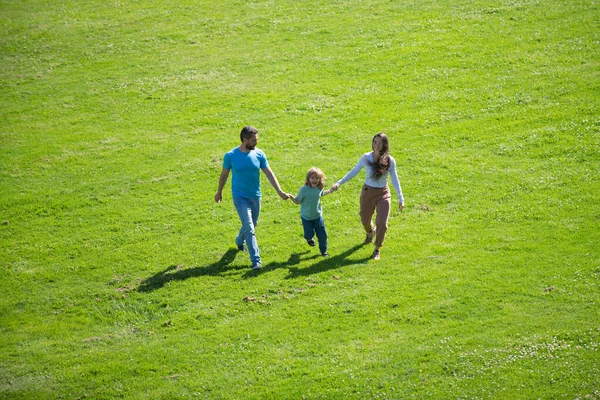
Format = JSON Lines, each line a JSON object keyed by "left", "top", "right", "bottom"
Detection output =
{"left": 1, "top": 0, "right": 599, "bottom": 398}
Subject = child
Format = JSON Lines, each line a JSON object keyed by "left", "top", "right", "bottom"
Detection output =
{"left": 289, "top": 167, "right": 334, "bottom": 257}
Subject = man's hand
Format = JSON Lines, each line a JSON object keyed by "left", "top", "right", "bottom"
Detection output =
{"left": 278, "top": 191, "right": 290, "bottom": 200}
{"left": 215, "top": 168, "right": 230, "bottom": 204}
{"left": 398, "top": 202, "right": 404, "bottom": 212}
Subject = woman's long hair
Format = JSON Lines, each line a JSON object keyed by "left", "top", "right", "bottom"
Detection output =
{"left": 369, "top": 133, "right": 390, "bottom": 180}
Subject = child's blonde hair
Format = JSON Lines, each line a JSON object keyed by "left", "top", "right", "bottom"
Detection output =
{"left": 305, "top": 167, "right": 326, "bottom": 189}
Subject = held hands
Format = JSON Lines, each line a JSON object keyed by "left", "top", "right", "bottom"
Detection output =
{"left": 288, "top": 194, "right": 300, "bottom": 205}
{"left": 330, "top": 183, "right": 340, "bottom": 192}
{"left": 277, "top": 190, "right": 290, "bottom": 200}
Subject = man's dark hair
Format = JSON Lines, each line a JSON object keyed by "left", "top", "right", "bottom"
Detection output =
{"left": 240, "top": 126, "right": 258, "bottom": 142}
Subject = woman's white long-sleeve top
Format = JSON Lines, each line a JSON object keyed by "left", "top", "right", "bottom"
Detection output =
{"left": 336, "top": 152, "right": 404, "bottom": 204}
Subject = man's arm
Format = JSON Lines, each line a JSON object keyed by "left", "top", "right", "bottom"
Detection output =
{"left": 262, "top": 167, "right": 289, "bottom": 200}
{"left": 214, "top": 168, "right": 230, "bottom": 203}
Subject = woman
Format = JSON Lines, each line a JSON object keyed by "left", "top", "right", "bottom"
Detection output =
{"left": 331, "top": 133, "right": 404, "bottom": 260}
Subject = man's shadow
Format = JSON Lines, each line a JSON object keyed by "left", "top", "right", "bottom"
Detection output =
{"left": 138, "top": 248, "right": 241, "bottom": 292}
{"left": 283, "top": 243, "right": 370, "bottom": 278}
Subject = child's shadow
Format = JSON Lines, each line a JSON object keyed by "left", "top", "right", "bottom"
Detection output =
{"left": 240, "top": 251, "right": 319, "bottom": 279}
{"left": 284, "top": 243, "right": 370, "bottom": 279}
{"left": 138, "top": 248, "right": 241, "bottom": 292}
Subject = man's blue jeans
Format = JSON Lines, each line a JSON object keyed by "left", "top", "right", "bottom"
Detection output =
{"left": 233, "top": 197, "right": 261, "bottom": 265}
{"left": 301, "top": 216, "right": 328, "bottom": 254}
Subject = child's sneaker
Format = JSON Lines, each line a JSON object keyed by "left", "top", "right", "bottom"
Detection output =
{"left": 251, "top": 263, "right": 262, "bottom": 271}
{"left": 364, "top": 227, "right": 376, "bottom": 244}
{"left": 372, "top": 248, "right": 380, "bottom": 260}
{"left": 307, "top": 239, "right": 316, "bottom": 247}
{"left": 321, "top": 252, "right": 330, "bottom": 257}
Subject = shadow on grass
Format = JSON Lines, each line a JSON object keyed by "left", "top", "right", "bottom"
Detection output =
{"left": 282, "top": 243, "right": 371, "bottom": 279}
{"left": 241, "top": 243, "right": 370, "bottom": 279}
{"left": 138, "top": 244, "right": 371, "bottom": 291}
{"left": 138, "top": 248, "right": 242, "bottom": 292}
{"left": 240, "top": 250, "right": 320, "bottom": 279}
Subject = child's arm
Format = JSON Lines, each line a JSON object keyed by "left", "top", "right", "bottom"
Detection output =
{"left": 323, "top": 186, "right": 338, "bottom": 196}
{"left": 289, "top": 195, "right": 301, "bottom": 205}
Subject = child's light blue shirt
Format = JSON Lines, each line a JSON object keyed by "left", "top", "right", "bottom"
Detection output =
{"left": 296, "top": 186, "right": 324, "bottom": 220}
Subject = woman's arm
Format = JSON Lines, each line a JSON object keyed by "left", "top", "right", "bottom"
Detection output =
{"left": 388, "top": 157, "right": 404, "bottom": 208}
{"left": 332, "top": 154, "right": 368, "bottom": 190}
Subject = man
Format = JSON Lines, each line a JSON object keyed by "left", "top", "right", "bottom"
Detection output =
{"left": 214, "top": 126, "right": 289, "bottom": 271}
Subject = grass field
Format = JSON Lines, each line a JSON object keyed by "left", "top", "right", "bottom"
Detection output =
{"left": 1, "top": 0, "right": 599, "bottom": 398}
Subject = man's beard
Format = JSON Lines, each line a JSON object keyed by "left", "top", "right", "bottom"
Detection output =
{"left": 247, "top": 144, "right": 256, "bottom": 150}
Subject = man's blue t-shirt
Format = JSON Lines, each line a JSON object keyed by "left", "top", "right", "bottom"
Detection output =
{"left": 223, "top": 147, "right": 268, "bottom": 199}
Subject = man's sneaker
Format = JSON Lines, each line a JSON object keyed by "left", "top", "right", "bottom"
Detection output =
{"left": 321, "top": 252, "right": 330, "bottom": 257}
{"left": 252, "top": 263, "right": 262, "bottom": 271}
{"left": 307, "top": 239, "right": 316, "bottom": 247}
{"left": 372, "top": 248, "right": 380, "bottom": 260}
{"left": 365, "top": 227, "right": 376, "bottom": 244}
{"left": 237, "top": 243, "right": 245, "bottom": 252}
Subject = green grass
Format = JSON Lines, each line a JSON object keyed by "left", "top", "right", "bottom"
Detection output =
{"left": 1, "top": 0, "right": 599, "bottom": 398}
